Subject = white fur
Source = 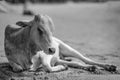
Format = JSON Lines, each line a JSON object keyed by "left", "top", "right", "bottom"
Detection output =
{"left": 29, "top": 15, "right": 115, "bottom": 72}
{"left": 30, "top": 37, "right": 113, "bottom": 72}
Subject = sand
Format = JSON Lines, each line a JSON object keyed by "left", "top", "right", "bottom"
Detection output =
{"left": 0, "top": 1, "right": 120, "bottom": 80}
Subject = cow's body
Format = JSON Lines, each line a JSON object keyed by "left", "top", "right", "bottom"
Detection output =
{"left": 4, "top": 15, "right": 54, "bottom": 72}
{"left": 4, "top": 14, "right": 117, "bottom": 72}
{"left": 5, "top": 24, "right": 36, "bottom": 70}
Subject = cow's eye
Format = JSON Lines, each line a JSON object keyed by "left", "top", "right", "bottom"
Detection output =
{"left": 37, "top": 28, "right": 43, "bottom": 35}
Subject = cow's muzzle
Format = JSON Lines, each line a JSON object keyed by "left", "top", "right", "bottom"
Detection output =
{"left": 48, "top": 47, "right": 56, "bottom": 54}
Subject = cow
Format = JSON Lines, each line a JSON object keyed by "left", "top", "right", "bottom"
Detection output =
{"left": 4, "top": 14, "right": 116, "bottom": 72}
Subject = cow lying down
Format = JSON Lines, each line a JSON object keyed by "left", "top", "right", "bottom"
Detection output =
{"left": 4, "top": 14, "right": 117, "bottom": 73}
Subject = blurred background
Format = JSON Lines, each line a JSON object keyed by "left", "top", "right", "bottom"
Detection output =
{"left": 4, "top": 0, "right": 120, "bottom": 3}
{"left": 0, "top": 0, "right": 120, "bottom": 67}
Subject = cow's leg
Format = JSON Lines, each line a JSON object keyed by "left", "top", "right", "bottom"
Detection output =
{"left": 54, "top": 37, "right": 116, "bottom": 71}
{"left": 57, "top": 59, "right": 96, "bottom": 72}
{"left": 30, "top": 53, "right": 41, "bottom": 71}
{"left": 42, "top": 62, "right": 67, "bottom": 72}
{"left": 37, "top": 51, "right": 67, "bottom": 72}
{"left": 47, "top": 65, "right": 67, "bottom": 72}
{"left": 9, "top": 61, "right": 23, "bottom": 72}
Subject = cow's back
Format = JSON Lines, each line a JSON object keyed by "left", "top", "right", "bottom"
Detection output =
{"left": 4, "top": 24, "right": 32, "bottom": 69}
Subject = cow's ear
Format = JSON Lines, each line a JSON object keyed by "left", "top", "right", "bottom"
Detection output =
{"left": 16, "top": 21, "right": 28, "bottom": 27}
{"left": 34, "top": 15, "right": 40, "bottom": 22}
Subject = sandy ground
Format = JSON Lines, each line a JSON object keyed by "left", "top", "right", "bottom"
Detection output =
{"left": 0, "top": 1, "right": 120, "bottom": 80}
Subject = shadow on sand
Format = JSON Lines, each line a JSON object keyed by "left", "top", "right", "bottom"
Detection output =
{"left": 0, "top": 62, "right": 33, "bottom": 80}
{"left": 0, "top": 62, "right": 120, "bottom": 80}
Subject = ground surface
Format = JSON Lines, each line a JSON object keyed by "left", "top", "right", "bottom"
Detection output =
{"left": 0, "top": 1, "right": 120, "bottom": 80}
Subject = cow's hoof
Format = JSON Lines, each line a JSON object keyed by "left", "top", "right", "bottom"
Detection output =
{"left": 87, "top": 66, "right": 97, "bottom": 72}
{"left": 104, "top": 65, "right": 117, "bottom": 72}
{"left": 29, "top": 68, "right": 37, "bottom": 72}
{"left": 63, "top": 64, "right": 68, "bottom": 70}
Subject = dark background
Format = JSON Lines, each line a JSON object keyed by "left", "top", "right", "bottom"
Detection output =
{"left": 5, "top": 0, "right": 118, "bottom": 3}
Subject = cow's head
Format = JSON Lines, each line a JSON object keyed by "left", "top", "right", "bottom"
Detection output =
{"left": 16, "top": 14, "right": 55, "bottom": 54}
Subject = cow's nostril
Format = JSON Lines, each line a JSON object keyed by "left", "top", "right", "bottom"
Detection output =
{"left": 49, "top": 48, "right": 55, "bottom": 54}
